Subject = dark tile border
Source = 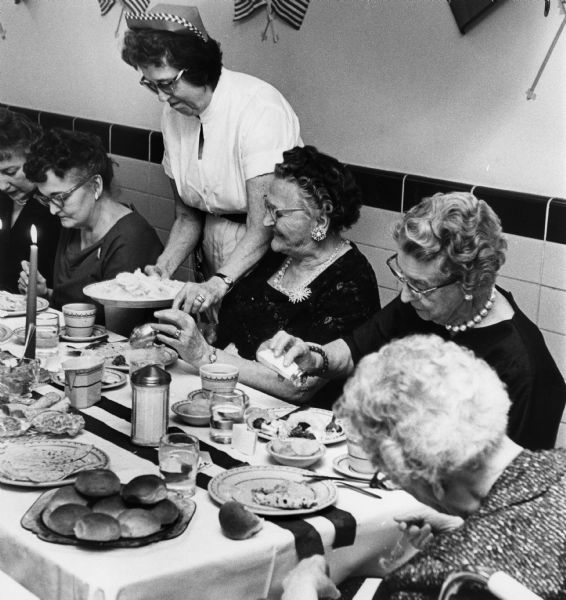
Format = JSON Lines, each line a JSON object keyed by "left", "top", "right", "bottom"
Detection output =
{"left": 2, "top": 103, "right": 564, "bottom": 243}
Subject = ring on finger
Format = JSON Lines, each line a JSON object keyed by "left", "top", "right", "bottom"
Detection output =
{"left": 173, "top": 328, "right": 182, "bottom": 340}
{"left": 195, "top": 294, "right": 206, "bottom": 303}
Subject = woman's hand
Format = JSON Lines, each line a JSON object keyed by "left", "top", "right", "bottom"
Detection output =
{"left": 265, "top": 331, "right": 318, "bottom": 373}
{"left": 173, "top": 278, "right": 228, "bottom": 314}
{"left": 393, "top": 505, "right": 464, "bottom": 551}
{"left": 144, "top": 264, "right": 168, "bottom": 279}
{"left": 281, "top": 555, "right": 340, "bottom": 600}
{"left": 18, "top": 261, "right": 48, "bottom": 297}
{"left": 152, "top": 308, "right": 210, "bottom": 366}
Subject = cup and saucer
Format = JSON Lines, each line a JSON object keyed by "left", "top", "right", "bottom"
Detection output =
{"left": 60, "top": 325, "right": 108, "bottom": 343}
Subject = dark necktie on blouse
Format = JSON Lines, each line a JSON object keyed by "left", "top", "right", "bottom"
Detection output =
{"left": 198, "top": 120, "right": 204, "bottom": 160}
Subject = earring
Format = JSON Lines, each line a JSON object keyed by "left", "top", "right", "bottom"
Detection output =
{"left": 464, "top": 293, "right": 473, "bottom": 301}
{"left": 311, "top": 225, "right": 327, "bottom": 242}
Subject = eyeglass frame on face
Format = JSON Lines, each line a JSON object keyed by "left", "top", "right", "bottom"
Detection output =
{"left": 139, "top": 68, "right": 187, "bottom": 95}
{"left": 386, "top": 253, "right": 457, "bottom": 298}
{"left": 34, "top": 175, "right": 95, "bottom": 210}
{"left": 263, "top": 194, "right": 308, "bottom": 221}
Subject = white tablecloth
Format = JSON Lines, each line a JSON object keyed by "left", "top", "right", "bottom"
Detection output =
{"left": 0, "top": 313, "right": 419, "bottom": 600}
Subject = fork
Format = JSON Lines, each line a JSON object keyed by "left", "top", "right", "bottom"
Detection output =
{"left": 336, "top": 482, "right": 382, "bottom": 499}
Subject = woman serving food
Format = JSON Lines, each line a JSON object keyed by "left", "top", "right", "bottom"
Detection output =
{"left": 18, "top": 128, "right": 163, "bottom": 334}
{"left": 267, "top": 192, "right": 566, "bottom": 450}
{"left": 153, "top": 146, "right": 379, "bottom": 406}
{"left": 121, "top": 4, "right": 302, "bottom": 315}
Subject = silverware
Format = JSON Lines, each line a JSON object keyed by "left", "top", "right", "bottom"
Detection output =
{"left": 279, "top": 404, "right": 308, "bottom": 421}
{"left": 336, "top": 482, "right": 382, "bottom": 499}
{"left": 303, "top": 473, "right": 366, "bottom": 483}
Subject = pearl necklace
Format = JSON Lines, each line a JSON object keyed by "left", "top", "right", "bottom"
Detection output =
{"left": 445, "top": 287, "right": 496, "bottom": 333}
{"left": 273, "top": 240, "right": 350, "bottom": 303}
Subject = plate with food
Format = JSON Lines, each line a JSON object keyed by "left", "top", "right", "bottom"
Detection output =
{"left": 21, "top": 470, "right": 196, "bottom": 547}
{"left": 0, "top": 291, "right": 49, "bottom": 317}
{"left": 83, "top": 269, "right": 185, "bottom": 308}
{"left": 0, "top": 439, "right": 108, "bottom": 487}
{"left": 50, "top": 367, "right": 126, "bottom": 391}
{"left": 59, "top": 325, "right": 108, "bottom": 343}
{"left": 81, "top": 342, "right": 178, "bottom": 372}
{"left": 245, "top": 407, "right": 345, "bottom": 445}
{"left": 0, "top": 324, "right": 12, "bottom": 344}
{"left": 208, "top": 465, "right": 336, "bottom": 516}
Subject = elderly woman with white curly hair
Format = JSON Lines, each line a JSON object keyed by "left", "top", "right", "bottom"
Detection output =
{"left": 282, "top": 334, "right": 566, "bottom": 600}
{"left": 268, "top": 191, "right": 566, "bottom": 450}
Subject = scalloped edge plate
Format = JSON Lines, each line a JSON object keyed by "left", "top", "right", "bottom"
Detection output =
{"left": 50, "top": 368, "right": 127, "bottom": 391}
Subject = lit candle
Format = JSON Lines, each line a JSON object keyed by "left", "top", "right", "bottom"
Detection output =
{"left": 24, "top": 225, "right": 38, "bottom": 359}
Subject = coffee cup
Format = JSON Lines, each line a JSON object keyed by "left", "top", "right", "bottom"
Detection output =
{"left": 62, "top": 356, "right": 104, "bottom": 409}
{"left": 62, "top": 303, "right": 97, "bottom": 338}
{"left": 199, "top": 363, "right": 239, "bottom": 393}
{"left": 346, "top": 438, "right": 374, "bottom": 474}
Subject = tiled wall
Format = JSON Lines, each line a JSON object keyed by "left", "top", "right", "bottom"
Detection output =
{"left": 5, "top": 105, "right": 566, "bottom": 444}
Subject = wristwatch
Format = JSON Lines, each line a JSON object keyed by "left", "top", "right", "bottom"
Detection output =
{"left": 213, "top": 272, "right": 235, "bottom": 292}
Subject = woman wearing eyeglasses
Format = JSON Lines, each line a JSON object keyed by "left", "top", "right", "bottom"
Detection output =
{"left": 0, "top": 108, "right": 60, "bottom": 294}
{"left": 267, "top": 192, "right": 566, "bottom": 450}
{"left": 121, "top": 4, "right": 301, "bottom": 318}
{"left": 152, "top": 146, "right": 380, "bottom": 405}
{"left": 18, "top": 128, "right": 163, "bottom": 332}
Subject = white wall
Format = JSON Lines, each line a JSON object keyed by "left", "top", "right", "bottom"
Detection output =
{"left": 1, "top": 0, "right": 564, "bottom": 197}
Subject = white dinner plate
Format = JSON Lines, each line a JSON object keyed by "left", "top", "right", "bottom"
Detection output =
{"left": 60, "top": 325, "right": 108, "bottom": 343}
{"left": 208, "top": 465, "right": 337, "bottom": 516}
{"left": 80, "top": 342, "right": 178, "bottom": 372}
{"left": 0, "top": 293, "right": 49, "bottom": 317}
{"left": 50, "top": 367, "right": 127, "bottom": 391}
{"left": 245, "top": 407, "right": 346, "bottom": 445}
{"left": 0, "top": 439, "right": 109, "bottom": 488}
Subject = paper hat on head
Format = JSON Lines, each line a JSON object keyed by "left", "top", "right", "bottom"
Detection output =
{"left": 125, "top": 4, "right": 209, "bottom": 42}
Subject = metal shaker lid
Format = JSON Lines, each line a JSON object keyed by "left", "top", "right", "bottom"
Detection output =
{"left": 131, "top": 364, "right": 171, "bottom": 386}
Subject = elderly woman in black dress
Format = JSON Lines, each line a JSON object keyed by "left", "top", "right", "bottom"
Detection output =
{"left": 269, "top": 192, "right": 566, "bottom": 449}
{"left": 153, "top": 146, "right": 380, "bottom": 404}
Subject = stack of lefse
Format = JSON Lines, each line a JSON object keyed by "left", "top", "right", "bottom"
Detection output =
{"left": 42, "top": 469, "right": 180, "bottom": 542}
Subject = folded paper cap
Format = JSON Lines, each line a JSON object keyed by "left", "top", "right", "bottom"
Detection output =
{"left": 125, "top": 3, "right": 209, "bottom": 42}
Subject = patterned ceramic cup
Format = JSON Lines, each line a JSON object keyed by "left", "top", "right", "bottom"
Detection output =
{"left": 199, "top": 363, "right": 239, "bottom": 393}
{"left": 62, "top": 303, "right": 97, "bottom": 338}
{"left": 346, "top": 437, "right": 374, "bottom": 474}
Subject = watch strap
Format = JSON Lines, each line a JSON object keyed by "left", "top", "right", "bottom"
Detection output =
{"left": 213, "top": 272, "right": 234, "bottom": 291}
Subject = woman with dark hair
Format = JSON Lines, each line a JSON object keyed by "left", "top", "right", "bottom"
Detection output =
{"left": 268, "top": 192, "right": 566, "bottom": 449}
{"left": 0, "top": 108, "right": 60, "bottom": 293}
{"left": 121, "top": 4, "right": 301, "bottom": 316}
{"left": 152, "top": 146, "right": 380, "bottom": 405}
{"left": 18, "top": 128, "right": 163, "bottom": 332}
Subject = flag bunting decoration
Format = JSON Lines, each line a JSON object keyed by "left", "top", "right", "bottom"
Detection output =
{"left": 234, "top": 0, "right": 310, "bottom": 34}
{"left": 97, "top": 0, "right": 150, "bottom": 17}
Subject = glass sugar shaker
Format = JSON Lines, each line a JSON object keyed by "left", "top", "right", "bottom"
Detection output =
{"left": 131, "top": 364, "right": 171, "bottom": 446}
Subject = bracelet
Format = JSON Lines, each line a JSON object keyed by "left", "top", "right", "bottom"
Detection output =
{"left": 307, "top": 344, "right": 329, "bottom": 376}
{"left": 208, "top": 346, "right": 217, "bottom": 364}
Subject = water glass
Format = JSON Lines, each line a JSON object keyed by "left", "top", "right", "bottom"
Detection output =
{"left": 35, "top": 312, "right": 60, "bottom": 357}
{"left": 158, "top": 432, "right": 200, "bottom": 497}
{"left": 129, "top": 347, "right": 166, "bottom": 378}
{"left": 209, "top": 389, "right": 246, "bottom": 444}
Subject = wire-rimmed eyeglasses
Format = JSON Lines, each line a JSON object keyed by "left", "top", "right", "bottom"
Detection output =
{"left": 263, "top": 195, "right": 308, "bottom": 221}
{"left": 386, "top": 253, "right": 456, "bottom": 299}
{"left": 139, "top": 69, "right": 187, "bottom": 95}
{"left": 34, "top": 175, "right": 95, "bottom": 210}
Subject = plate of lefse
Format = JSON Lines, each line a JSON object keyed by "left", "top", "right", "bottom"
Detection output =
{"left": 245, "top": 407, "right": 346, "bottom": 445}
{"left": 0, "top": 291, "right": 49, "bottom": 317}
{"left": 208, "top": 465, "right": 337, "bottom": 516}
{"left": 80, "top": 341, "right": 178, "bottom": 372}
{"left": 83, "top": 269, "right": 185, "bottom": 308}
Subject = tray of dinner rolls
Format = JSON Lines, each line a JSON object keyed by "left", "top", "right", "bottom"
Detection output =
{"left": 21, "top": 469, "right": 196, "bottom": 547}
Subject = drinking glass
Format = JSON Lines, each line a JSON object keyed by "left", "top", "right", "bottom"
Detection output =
{"left": 158, "top": 432, "right": 200, "bottom": 497}
{"left": 209, "top": 389, "right": 246, "bottom": 444}
{"left": 129, "top": 347, "right": 166, "bottom": 378}
{"left": 35, "top": 312, "right": 60, "bottom": 357}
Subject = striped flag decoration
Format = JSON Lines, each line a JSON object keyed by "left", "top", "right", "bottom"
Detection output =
{"left": 234, "top": 0, "right": 267, "bottom": 21}
{"left": 97, "top": 0, "right": 150, "bottom": 17}
{"left": 97, "top": 0, "right": 115, "bottom": 16}
{"left": 272, "top": 0, "right": 310, "bottom": 30}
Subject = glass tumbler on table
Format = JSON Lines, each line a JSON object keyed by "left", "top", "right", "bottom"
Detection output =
{"left": 158, "top": 432, "right": 200, "bottom": 497}
{"left": 209, "top": 389, "right": 246, "bottom": 444}
{"left": 35, "top": 312, "right": 60, "bottom": 357}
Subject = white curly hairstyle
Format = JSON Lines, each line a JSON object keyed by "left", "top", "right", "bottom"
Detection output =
{"left": 334, "top": 334, "right": 510, "bottom": 490}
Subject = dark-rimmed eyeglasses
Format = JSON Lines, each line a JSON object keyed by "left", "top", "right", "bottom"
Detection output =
{"left": 34, "top": 175, "right": 94, "bottom": 210}
{"left": 386, "top": 253, "right": 456, "bottom": 299}
{"left": 139, "top": 69, "right": 186, "bottom": 95}
{"left": 263, "top": 195, "right": 308, "bottom": 221}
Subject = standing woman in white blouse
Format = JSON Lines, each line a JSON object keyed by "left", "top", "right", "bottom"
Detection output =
{"left": 121, "top": 4, "right": 302, "bottom": 316}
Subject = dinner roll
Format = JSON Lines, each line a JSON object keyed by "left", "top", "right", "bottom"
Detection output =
{"left": 74, "top": 513, "right": 121, "bottom": 542}
{"left": 92, "top": 494, "right": 129, "bottom": 519}
{"left": 43, "top": 485, "right": 89, "bottom": 520}
{"left": 122, "top": 475, "right": 167, "bottom": 505}
{"left": 149, "top": 499, "right": 179, "bottom": 526}
{"left": 218, "top": 501, "right": 263, "bottom": 540}
{"left": 74, "top": 469, "right": 121, "bottom": 498}
{"left": 44, "top": 504, "right": 92, "bottom": 536}
{"left": 118, "top": 508, "right": 162, "bottom": 538}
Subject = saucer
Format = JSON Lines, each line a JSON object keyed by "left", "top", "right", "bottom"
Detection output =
{"left": 60, "top": 325, "right": 108, "bottom": 343}
{"left": 332, "top": 454, "right": 374, "bottom": 480}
